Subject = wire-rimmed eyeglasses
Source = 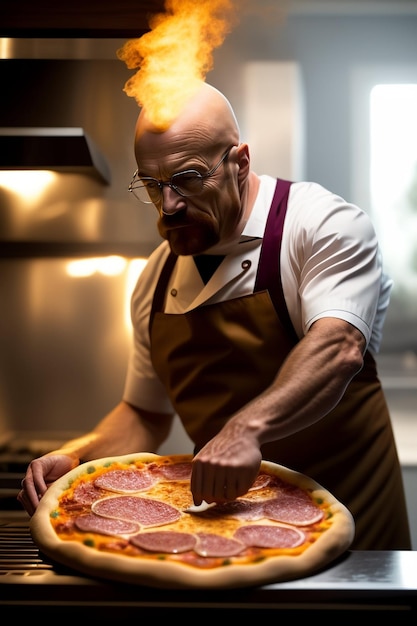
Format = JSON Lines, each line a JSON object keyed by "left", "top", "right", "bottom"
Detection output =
{"left": 128, "top": 146, "right": 233, "bottom": 205}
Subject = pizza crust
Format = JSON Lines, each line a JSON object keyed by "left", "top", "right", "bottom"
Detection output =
{"left": 30, "top": 453, "right": 355, "bottom": 589}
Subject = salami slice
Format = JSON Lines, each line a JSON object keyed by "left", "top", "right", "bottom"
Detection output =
{"left": 248, "top": 473, "right": 272, "bottom": 491}
{"left": 130, "top": 531, "right": 196, "bottom": 554}
{"left": 94, "top": 468, "right": 156, "bottom": 493}
{"left": 263, "top": 494, "right": 324, "bottom": 526}
{"left": 152, "top": 462, "right": 193, "bottom": 481}
{"left": 92, "top": 496, "right": 181, "bottom": 527}
{"left": 234, "top": 524, "right": 305, "bottom": 549}
{"left": 70, "top": 481, "right": 106, "bottom": 506}
{"left": 74, "top": 513, "right": 140, "bottom": 536}
{"left": 194, "top": 532, "right": 245, "bottom": 557}
{"left": 193, "top": 499, "right": 264, "bottom": 521}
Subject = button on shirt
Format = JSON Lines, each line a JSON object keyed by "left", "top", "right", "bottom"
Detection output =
{"left": 123, "top": 175, "right": 392, "bottom": 413}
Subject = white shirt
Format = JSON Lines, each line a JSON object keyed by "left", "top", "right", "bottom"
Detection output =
{"left": 123, "top": 175, "right": 392, "bottom": 413}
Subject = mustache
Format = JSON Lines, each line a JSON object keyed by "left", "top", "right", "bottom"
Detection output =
{"left": 159, "top": 207, "right": 211, "bottom": 229}
{"left": 159, "top": 210, "right": 187, "bottom": 225}
{"left": 157, "top": 209, "right": 219, "bottom": 250}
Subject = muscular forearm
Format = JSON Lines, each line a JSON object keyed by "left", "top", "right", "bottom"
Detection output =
{"left": 191, "top": 318, "right": 366, "bottom": 505}
{"left": 228, "top": 317, "right": 366, "bottom": 447}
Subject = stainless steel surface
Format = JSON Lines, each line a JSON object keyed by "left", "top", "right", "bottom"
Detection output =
{"left": 0, "top": 513, "right": 416, "bottom": 618}
{"left": 0, "top": 127, "right": 111, "bottom": 183}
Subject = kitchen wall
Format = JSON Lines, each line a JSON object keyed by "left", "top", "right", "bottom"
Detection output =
{"left": 1, "top": 3, "right": 416, "bottom": 544}
{"left": 0, "top": 51, "right": 158, "bottom": 249}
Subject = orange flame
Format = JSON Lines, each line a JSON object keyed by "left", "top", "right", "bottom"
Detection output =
{"left": 117, "top": 0, "right": 239, "bottom": 130}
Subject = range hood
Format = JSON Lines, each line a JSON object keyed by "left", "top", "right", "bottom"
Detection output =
{"left": 0, "top": 127, "right": 111, "bottom": 184}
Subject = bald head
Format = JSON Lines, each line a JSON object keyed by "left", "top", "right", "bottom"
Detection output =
{"left": 134, "top": 82, "right": 240, "bottom": 159}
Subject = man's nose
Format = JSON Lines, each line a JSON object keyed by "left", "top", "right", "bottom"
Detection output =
{"left": 160, "top": 186, "right": 187, "bottom": 215}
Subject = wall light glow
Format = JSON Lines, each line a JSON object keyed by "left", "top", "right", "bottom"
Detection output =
{"left": 66, "top": 256, "right": 128, "bottom": 278}
{"left": 124, "top": 259, "right": 148, "bottom": 330}
{"left": 0, "top": 170, "right": 57, "bottom": 200}
{"left": 64, "top": 256, "right": 148, "bottom": 333}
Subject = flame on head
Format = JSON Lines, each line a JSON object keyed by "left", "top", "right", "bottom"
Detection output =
{"left": 117, "top": 0, "right": 239, "bottom": 131}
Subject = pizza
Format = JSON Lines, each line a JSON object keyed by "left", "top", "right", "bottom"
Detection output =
{"left": 30, "top": 453, "right": 355, "bottom": 589}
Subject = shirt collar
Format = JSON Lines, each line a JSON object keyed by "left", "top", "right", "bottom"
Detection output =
{"left": 239, "top": 175, "right": 277, "bottom": 241}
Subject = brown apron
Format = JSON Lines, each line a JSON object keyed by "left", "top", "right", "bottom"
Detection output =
{"left": 150, "top": 180, "right": 411, "bottom": 550}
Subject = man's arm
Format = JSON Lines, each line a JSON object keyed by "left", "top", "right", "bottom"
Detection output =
{"left": 191, "top": 317, "right": 366, "bottom": 504}
{"left": 18, "top": 400, "right": 174, "bottom": 515}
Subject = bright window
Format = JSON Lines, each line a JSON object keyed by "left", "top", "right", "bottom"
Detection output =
{"left": 370, "top": 84, "right": 417, "bottom": 296}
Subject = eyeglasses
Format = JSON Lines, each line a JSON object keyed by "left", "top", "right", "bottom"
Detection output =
{"left": 128, "top": 146, "right": 233, "bottom": 205}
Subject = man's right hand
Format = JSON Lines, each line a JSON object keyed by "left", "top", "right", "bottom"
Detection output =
{"left": 17, "top": 454, "right": 77, "bottom": 516}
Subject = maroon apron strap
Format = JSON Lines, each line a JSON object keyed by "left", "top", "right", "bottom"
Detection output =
{"left": 149, "top": 250, "right": 177, "bottom": 334}
{"left": 255, "top": 178, "right": 298, "bottom": 343}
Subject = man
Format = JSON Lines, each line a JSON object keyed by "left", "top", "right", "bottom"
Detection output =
{"left": 18, "top": 82, "right": 411, "bottom": 550}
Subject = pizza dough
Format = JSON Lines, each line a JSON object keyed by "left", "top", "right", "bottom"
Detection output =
{"left": 30, "top": 453, "right": 355, "bottom": 589}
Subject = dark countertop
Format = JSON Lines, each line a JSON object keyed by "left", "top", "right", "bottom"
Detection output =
{"left": 1, "top": 512, "right": 416, "bottom": 619}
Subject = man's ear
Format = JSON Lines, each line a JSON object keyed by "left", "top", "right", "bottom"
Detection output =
{"left": 236, "top": 143, "right": 250, "bottom": 182}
